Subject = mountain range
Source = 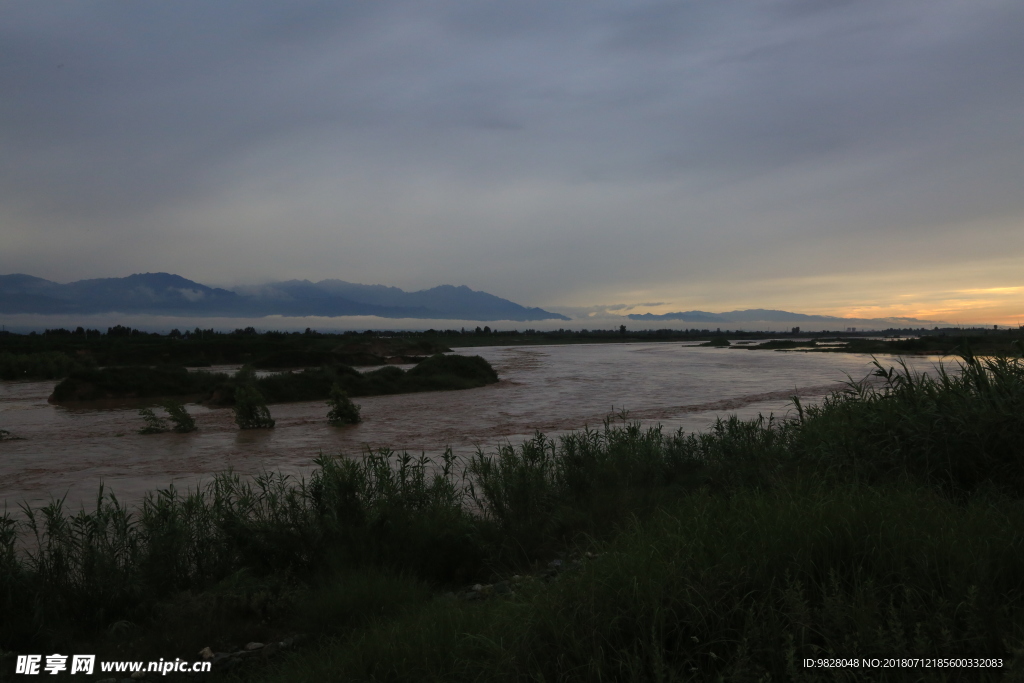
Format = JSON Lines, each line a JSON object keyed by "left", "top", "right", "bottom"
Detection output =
{"left": 0, "top": 273, "right": 570, "bottom": 321}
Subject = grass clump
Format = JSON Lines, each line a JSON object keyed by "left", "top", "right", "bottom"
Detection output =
{"left": 326, "top": 383, "right": 361, "bottom": 425}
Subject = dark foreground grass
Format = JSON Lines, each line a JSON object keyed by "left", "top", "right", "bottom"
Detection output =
{"left": 254, "top": 484, "right": 1024, "bottom": 682}
{"left": 3, "top": 354, "right": 1024, "bottom": 680}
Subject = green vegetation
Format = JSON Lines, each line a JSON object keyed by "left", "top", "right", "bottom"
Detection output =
{"left": 233, "top": 384, "right": 275, "bottom": 430}
{"left": 746, "top": 338, "right": 818, "bottom": 349}
{"left": 699, "top": 336, "right": 731, "bottom": 346}
{"left": 138, "top": 402, "right": 197, "bottom": 434}
{"left": 0, "top": 326, "right": 451, "bottom": 370}
{"left": 231, "top": 354, "right": 497, "bottom": 405}
{"left": 327, "top": 384, "right": 361, "bottom": 426}
{"left": 138, "top": 407, "right": 169, "bottom": 434}
{"left": 0, "top": 350, "right": 95, "bottom": 380}
{"left": 165, "top": 401, "right": 197, "bottom": 433}
{"left": 48, "top": 353, "right": 498, "bottom": 406}
{"left": 8, "top": 325, "right": 1023, "bottom": 386}
{"left": 3, "top": 353, "right": 1024, "bottom": 679}
{"left": 50, "top": 365, "right": 227, "bottom": 403}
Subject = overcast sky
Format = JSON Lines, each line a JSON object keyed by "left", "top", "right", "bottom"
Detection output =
{"left": 2, "top": 0, "right": 1022, "bottom": 324}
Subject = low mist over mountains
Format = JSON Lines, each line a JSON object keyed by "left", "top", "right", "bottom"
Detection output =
{"left": 0, "top": 273, "right": 569, "bottom": 322}
{"left": 628, "top": 309, "right": 946, "bottom": 328}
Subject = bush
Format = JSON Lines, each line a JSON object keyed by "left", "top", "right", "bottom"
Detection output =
{"left": 138, "top": 408, "right": 169, "bottom": 434}
{"left": 165, "top": 401, "right": 197, "bottom": 433}
{"left": 326, "top": 384, "right": 361, "bottom": 426}
{"left": 233, "top": 385, "right": 275, "bottom": 429}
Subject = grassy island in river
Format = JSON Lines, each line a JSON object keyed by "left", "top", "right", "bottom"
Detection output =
{"left": 47, "top": 353, "right": 498, "bottom": 405}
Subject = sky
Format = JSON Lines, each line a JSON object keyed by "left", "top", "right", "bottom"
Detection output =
{"left": 2, "top": 0, "right": 1022, "bottom": 326}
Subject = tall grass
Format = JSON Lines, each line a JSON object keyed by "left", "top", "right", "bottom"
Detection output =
{"left": 261, "top": 483, "right": 1024, "bottom": 682}
{"left": 0, "top": 450, "right": 475, "bottom": 649}
{"left": 795, "top": 354, "right": 1024, "bottom": 495}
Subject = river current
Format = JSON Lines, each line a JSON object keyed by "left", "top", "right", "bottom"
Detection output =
{"left": 0, "top": 343, "right": 945, "bottom": 511}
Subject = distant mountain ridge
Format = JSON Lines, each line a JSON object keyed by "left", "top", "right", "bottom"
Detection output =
{"left": 0, "top": 273, "right": 570, "bottom": 321}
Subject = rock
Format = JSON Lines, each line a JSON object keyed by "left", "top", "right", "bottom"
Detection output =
{"left": 471, "top": 583, "right": 484, "bottom": 592}
{"left": 198, "top": 647, "right": 214, "bottom": 660}
{"left": 130, "top": 672, "right": 147, "bottom": 680}
{"left": 211, "top": 652, "right": 232, "bottom": 667}
{"left": 548, "top": 559, "right": 563, "bottom": 569}
{"left": 244, "top": 642, "right": 264, "bottom": 651}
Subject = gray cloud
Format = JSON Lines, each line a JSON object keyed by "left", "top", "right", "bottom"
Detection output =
{"left": 1, "top": 0, "right": 1022, "bottom": 320}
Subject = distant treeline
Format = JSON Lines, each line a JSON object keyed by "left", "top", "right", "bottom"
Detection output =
{"left": 2, "top": 324, "right": 1022, "bottom": 378}
{"left": 0, "top": 351, "right": 96, "bottom": 381}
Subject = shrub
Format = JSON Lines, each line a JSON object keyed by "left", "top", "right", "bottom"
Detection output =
{"left": 233, "top": 385, "right": 275, "bottom": 429}
{"left": 165, "top": 401, "right": 197, "bottom": 433}
{"left": 138, "top": 408, "right": 169, "bottom": 434}
{"left": 326, "top": 384, "right": 361, "bottom": 426}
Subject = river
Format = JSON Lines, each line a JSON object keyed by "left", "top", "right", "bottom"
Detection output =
{"left": 0, "top": 342, "right": 948, "bottom": 511}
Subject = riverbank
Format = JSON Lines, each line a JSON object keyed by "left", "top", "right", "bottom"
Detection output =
{"left": 2, "top": 353, "right": 1023, "bottom": 680}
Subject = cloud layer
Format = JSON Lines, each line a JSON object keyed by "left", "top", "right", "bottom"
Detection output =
{"left": 2, "top": 0, "right": 1022, "bottom": 323}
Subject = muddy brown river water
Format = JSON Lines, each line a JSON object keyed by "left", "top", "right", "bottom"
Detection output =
{"left": 0, "top": 343, "right": 946, "bottom": 511}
